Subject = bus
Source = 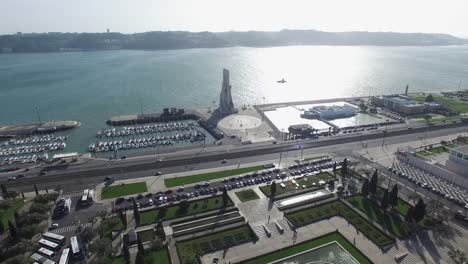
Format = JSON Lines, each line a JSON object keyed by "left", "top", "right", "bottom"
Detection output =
{"left": 43, "top": 232, "right": 66, "bottom": 245}
{"left": 70, "top": 236, "right": 82, "bottom": 259}
{"left": 64, "top": 198, "right": 72, "bottom": 214}
{"left": 58, "top": 248, "right": 70, "bottom": 264}
{"left": 38, "top": 247, "right": 56, "bottom": 259}
{"left": 39, "top": 238, "right": 61, "bottom": 252}
{"left": 30, "top": 253, "right": 56, "bottom": 264}
{"left": 81, "top": 189, "right": 89, "bottom": 204}
{"left": 81, "top": 189, "right": 93, "bottom": 205}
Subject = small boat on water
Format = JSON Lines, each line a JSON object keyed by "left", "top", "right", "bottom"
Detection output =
{"left": 277, "top": 78, "right": 286, "bottom": 83}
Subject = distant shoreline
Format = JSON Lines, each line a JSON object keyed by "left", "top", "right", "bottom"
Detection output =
{"left": 1, "top": 29, "right": 467, "bottom": 53}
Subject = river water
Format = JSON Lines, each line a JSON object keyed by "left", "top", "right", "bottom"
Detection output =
{"left": 1, "top": 45, "right": 467, "bottom": 153}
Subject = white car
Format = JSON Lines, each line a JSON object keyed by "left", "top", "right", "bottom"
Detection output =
{"left": 148, "top": 199, "right": 153, "bottom": 206}
{"left": 49, "top": 223, "right": 59, "bottom": 230}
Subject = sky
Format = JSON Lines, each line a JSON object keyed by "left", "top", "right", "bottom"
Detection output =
{"left": 1, "top": 0, "right": 468, "bottom": 37}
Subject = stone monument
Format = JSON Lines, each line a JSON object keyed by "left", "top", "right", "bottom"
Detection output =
{"left": 217, "top": 69, "right": 237, "bottom": 115}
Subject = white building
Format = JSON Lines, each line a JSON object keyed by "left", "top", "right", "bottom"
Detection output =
{"left": 446, "top": 146, "right": 468, "bottom": 178}
{"left": 302, "top": 104, "right": 357, "bottom": 120}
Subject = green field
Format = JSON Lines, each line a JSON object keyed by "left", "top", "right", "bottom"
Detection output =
{"left": 374, "top": 188, "right": 412, "bottom": 216}
{"left": 0, "top": 199, "right": 25, "bottom": 228}
{"left": 137, "top": 228, "right": 155, "bottom": 243}
{"left": 417, "top": 145, "right": 455, "bottom": 157}
{"left": 177, "top": 225, "right": 256, "bottom": 264}
{"left": 260, "top": 172, "right": 334, "bottom": 197}
{"left": 346, "top": 195, "right": 408, "bottom": 238}
{"left": 139, "top": 196, "right": 232, "bottom": 226}
{"left": 240, "top": 232, "right": 372, "bottom": 264}
{"left": 235, "top": 189, "right": 260, "bottom": 202}
{"left": 101, "top": 182, "right": 147, "bottom": 199}
{"left": 414, "top": 95, "right": 468, "bottom": 113}
{"left": 165, "top": 165, "right": 265, "bottom": 187}
{"left": 112, "top": 248, "right": 170, "bottom": 264}
{"left": 144, "top": 248, "right": 171, "bottom": 264}
{"left": 286, "top": 201, "right": 393, "bottom": 247}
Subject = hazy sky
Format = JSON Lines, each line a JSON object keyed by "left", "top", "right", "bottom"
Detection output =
{"left": 2, "top": 0, "right": 468, "bottom": 37}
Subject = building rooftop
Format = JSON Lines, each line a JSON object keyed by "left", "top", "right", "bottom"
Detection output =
{"left": 452, "top": 145, "right": 468, "bottom": 154}
{"left": 383, "top": 95, "right": 419, "bottom": 106}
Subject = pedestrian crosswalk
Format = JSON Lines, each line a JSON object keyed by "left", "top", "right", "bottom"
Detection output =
{"left": 61, "top": 191, "right": 83, "bottom": 199}
{"left": 252, "top": 218, "right": 293, "bottom": 239}
{"left": 385, "top": 245, "right": 424, "bottom": 264}
{"left": 52, "top": 223, "right": 92, "bottom": 234}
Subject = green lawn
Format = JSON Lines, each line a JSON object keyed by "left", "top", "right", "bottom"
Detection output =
{"left": 260, "top": 172, "right": 334, "bottom": 197}
{"left": 139, "top": 196, "right": 232, "bottom": 226}
{"left": 164, "top": 165, "right": 265, "bottom": 187}
{"left": 235, "top": 189, "right": 259, "bottom": 202}
{"left": 417, "top": 145, "right": 452, "bottom": 156}
{"left": 111, "top": 256, "right": 126, "bottom": 264}
{"left": 101, "top": 182, "right": 147, "bottom": 199}
{"left": 240, "top": 232, "right": 372, "bottom": 264}
{"left": 414, "top": 95, "right": 468, "bottom": 113}
{"left": 177, "top": 225, "right": 256, "bottom": 264}
{"left": 374, "top": 188, "right": 412, "bottom": 217}
{"left": 346, "top": 195, "right": 408, "bottom": 238}
{"left": 287, "top": 201, "right": 393, "bottom": 247}
{"left": 336, "top": 169, "right": 367, "bottom": 181}
{"left": 137, "top": 228, "right": 155, "bottom": 243}
{"left": 144, "top": 248, "right": 171, "bottom": 264}
{"left": 0, "top": 199, "right": 25, "bottom": 228}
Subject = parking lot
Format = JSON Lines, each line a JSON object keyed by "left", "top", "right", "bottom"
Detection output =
{"left": 390, "top": 161, "right": 468, "bottom": 208}
{"left": 113, "top": 157, "right": 341, "bottom": 212}
{"left": 50, "top": 191, "right": 106, "bottom": 236}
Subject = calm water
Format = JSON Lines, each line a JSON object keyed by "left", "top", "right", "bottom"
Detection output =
{"left": 1, "top": 45, "right": 468, "bottom": 153}
{"left": 273, "top": 242, "right": 358, "bottom": 264}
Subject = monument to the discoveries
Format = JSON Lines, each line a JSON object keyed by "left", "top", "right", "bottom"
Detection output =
{"left": 217, "top": 69, "right": 237, "bottom": 115}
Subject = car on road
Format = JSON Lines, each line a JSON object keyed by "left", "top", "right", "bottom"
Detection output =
{"left": 104, "top": 176, "right": 112, "bottom": 181}
{"left": 203, "top": 181, "right": 210, "bottom": 187}
{"left": 154, "top": 171, "right": 162, "bottom": 176}
{"left": 49, "top": 223, "right": 59, "bottom": 230}
{"left": 177, "top": 187, "right": 184, "bottom": 192}
{"left": 148, "top": 199, "right": 153, "bottom": 206}
{"left": 221, "top": 159, "right": 227, "bottom": 163}
{"left": 7, "top": 176, "right": 16, "bottom": 181}
{"left": 16, "top": 174, "right": 25, "bottom": 178}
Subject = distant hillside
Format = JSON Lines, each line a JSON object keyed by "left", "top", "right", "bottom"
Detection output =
{"left": 0, "top": 29, "right": 466, "bottom": 53}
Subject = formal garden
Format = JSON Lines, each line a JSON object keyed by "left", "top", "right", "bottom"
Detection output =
{"left": 177, "top": 225, "right": 257, "bottom": 264}
{"left": 138, "top": 195, "right": 232, "bottom": 226}
{"left": 240, "top": 232, "right": 372, "bottom": 264}
{"left": 286, "top": 200, "right": 394, "bottom": 247}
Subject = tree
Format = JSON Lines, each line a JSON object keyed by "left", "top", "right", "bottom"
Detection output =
{"left": 133, "top": 199, "right": 140, "bottom": 225}
{"left": 222, "top": 188, "right": 229, "bottom": 207}
{"left": 271, "top": 181, "right": 277, "bottom": 198}
{"left": 33, "top": 184, "right": 39, "bottom": 196}
{"left": 1, "top": 184, "right": 7, "bottom": 196}
{"left": 448, "top": 248, "right": 467, "bottom": 264}
{"left": 118, "top": 210, "right": 127, "bottom": 228}
{"left": 405, "top": 207, "right": 413, "bottom": 222}
{"left": 427, "top": 199, "right": 443, "bottom": 217}
{"left": 123, "top": 243, "right": 130, "bottom": 263}
{"left": 341, "top": 158, "right": 348, "bottom": 176}
{"left": 359, "top": 102, "right": 368, "bottom": 112}
{"left": 369, "top": 170, "right": 378, "bottom": 195}
{"left": 412, "top": 198, "right": 426, "bottom": 222}
{"left": 361, "top": 179, "right": 370, "bottom": 197}
{"left": 8, "top": 220, "right": 17, "bottom": 238}
{"left": 381, "top": 189, "right": 389, "bottom": 210}
{"left": 137, "top": 237, "right": 145, "bottom": 254}
{"left": 388, "top": 185, "right": 398, "bottom": 207}
{"left": 424, "top": 114, "right": 432, "bottom": 123}
{"left": 0, "top": 220, "right": 4, "bottom": 234}
{"left": 425, "top": 94, "right": 434, "bottom": 102}
{"left": 135, "top": 250, "right": 145, "bottom": 264}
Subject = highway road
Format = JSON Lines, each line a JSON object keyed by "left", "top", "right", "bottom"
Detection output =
{"left": 1, "top": 123, "right": 467, "bottom": 193}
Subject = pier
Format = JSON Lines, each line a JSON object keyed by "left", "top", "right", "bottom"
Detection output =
{"left": 0, "top": 120, "right": 80, "bottom": 138}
